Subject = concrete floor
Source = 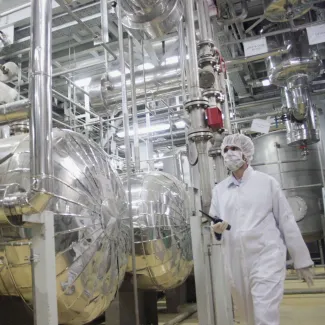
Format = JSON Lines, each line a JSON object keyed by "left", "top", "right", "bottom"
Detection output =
{"left": 159, "top": 275, "right": 325, "bottom": 325}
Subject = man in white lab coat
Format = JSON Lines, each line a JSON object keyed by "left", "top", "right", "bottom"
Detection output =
{"left": 210, "top": 133, "right": 314, "bottom": 325}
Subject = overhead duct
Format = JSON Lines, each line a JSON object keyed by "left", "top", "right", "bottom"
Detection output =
{"left": 118, "top": 0, "right": 183, "bottom": 39}
{"left": 264, "top": 0, "right": 312, "bottom": 22}
{"left": 265, "top": 28, "right": 322, "bottom": 150}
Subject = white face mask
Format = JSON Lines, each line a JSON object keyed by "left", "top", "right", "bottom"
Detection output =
{"left": 223, "top": 150, "right": 245, "bottom": 171}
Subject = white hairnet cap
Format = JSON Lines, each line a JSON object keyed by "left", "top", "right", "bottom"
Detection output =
{"left": 221, "top": 134, "right": 255, "bottom": 163}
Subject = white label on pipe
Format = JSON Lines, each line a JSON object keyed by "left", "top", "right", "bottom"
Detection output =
{"left": 243, "top": 37, "right": 268, "bottom": 57}
{"left": 251, "top": 118, "right": 271, "bottom": 134}
{"left": 307, "top": 24, "right": 325, "bottom": 45}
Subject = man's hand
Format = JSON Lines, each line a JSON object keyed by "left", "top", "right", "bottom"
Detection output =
{"left": 211, "top": 221, "right": 229, "bottom": 234}
{"left": 296, "top": 267, "right": 314, "bottom": 287}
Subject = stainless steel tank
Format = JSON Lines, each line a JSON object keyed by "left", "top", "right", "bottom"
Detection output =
{"left": 0, "top": 129, "right": 130, "bottom": 324}
{"left": 123, "top": 171, "right": 193, "bottom": 290}
{"left": 252, "top": 130, "right": 323, "bottom": 242}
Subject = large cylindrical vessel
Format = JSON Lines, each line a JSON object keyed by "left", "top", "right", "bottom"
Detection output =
{"left": 0, "top": 129, "right": 130, "bottom": 324}
{"left": 252, "top": 130, "right": 323, "bottom": 242}
{"left": 123, "top": 171, "right": 193, "bottom": 290}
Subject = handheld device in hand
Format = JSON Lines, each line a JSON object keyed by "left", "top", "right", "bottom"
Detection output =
{"left": 199, "top": 210, "right": 231, "bottom": 240}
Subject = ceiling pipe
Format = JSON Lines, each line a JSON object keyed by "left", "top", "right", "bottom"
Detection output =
{"left": 226, "top": 43, "right": 292, "bottom": 66}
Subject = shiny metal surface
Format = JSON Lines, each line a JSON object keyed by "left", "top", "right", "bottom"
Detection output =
{"left": 119, "top": 0, "right": 183, "bottom": 39}
{"left": 123, "top": 171, "right": 193, "bottom": 290}
{"left": 264, "top": 0, "right": 312, "bottom": 22}
{"left": 0, "top": 129, "right": 130, "bottom": 324}
{"left": 266, "top": 31, "right": 322, "bottom": 87}
{"left": 162, "top": 147, "right": 191, "bottom": 185}
{"left": 88, "top": 74, "right": 114, "bottom": 116}
{"left": 252, "top": 130, "right": 323, "bottom": 242}
{"left": 0, "top": 99, "right": 30, "bottom": 125}
{"left": 216, "top": 0, "right": 248, "bottom": 25}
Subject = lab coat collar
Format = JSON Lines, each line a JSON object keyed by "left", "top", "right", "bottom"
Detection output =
{"left": 228, "top": 165, "right": 254, "bottom": 187}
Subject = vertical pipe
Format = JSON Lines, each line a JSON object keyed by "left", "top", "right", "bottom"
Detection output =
{"left": 179, "top": 20, "right": 187, "bottom": 102}
{"left": 129, "top": 36, "right": 140, "bottom": 172}
{"left": 196, "top": 141, "right": 212, "bottom": 213}
{"left": 100, "top": 0, "right": 110, "bottom": 71}
{"left": 117, "top": 3, "right": 140, "bottom": 325}
{"left": 185, "top": 0, "right": 201, "bottom": 99}
{"left": 222, "top": 76, "right": 232, "bottom": 133}
{"left": 197, "top": 0, "right": 212, "bottom": 40}
{"left": 29, "top": 0, "right": 53, "bottom": 193}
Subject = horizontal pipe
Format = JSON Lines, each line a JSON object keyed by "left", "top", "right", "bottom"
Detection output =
{"left": 282, "top": 184, "right": 323, "bottom": 191}
{"left": 284, "top": 288, "right": 325, "bottom": 295}
{"left": 163, "top": 305, "right": 197, "bottom": 325}
{"left": 231, "top": 111, "right": 280, "bottom": 124}
{"left": 226, "top": 45, "right": 291, "bottom": 66}
{"left": 0, "top": 99, "right": 30, "bottom": 125}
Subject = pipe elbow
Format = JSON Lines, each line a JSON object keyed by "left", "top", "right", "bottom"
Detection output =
{"left": 0, "top": 184, "right": 52, "bottom": 226}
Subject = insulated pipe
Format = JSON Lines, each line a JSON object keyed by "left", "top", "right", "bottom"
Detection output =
{"left": 185, "top": 0, "right": 201, "bottom": 99}
{"left": 197, "top": 0, "right": 212, "bottom": 40}
{"left": 100, "top": 0, "right": 110, "bottom": 71}
{"left": 0, "top": 0, "right": 53, "bottom": 224}
{"left": 129, "top": 36, "right": 140, "bottom": 172}
{"left": 226, "top": 44, "right": 292, "bottom": 66}
{"left": 0, "top": 99, "right": 30, "bottom": 125}
{"left": 216, "top": 0, "right": 248, "bottom": 25}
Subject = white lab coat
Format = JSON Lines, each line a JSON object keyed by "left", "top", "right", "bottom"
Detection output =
{"left": 209, "top": 166, "right": 313, "bottom": 325}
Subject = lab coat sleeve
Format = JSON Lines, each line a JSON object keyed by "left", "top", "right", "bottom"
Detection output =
{"left": 271, "top": 178, "right": 313, "bottom": 269}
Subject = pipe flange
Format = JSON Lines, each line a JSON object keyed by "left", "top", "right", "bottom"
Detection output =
{"left": 198, "top": 56, "right": 218, "bottom": 69}
{"left": 202, "top": 89, "right": 225, "bottom": 103}
{"left": 184, "top": 98, "right": 209, "bottom": 112}
{"left": 188, "top": 130, "right": 213, "bottom": 142}
{"left": 197, "top": 40, "right": 216, "bottom": 51}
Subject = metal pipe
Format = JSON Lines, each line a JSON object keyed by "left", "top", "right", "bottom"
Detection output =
{"left": 196, "top": 141, "right": 212, "bottom": 213}
{"left": 0, "top": 99, "right": 30, "bottom": 125}
{"left": 216, "top": 0, "right": 248, "bottom": 25}
{"left": 117, "top": 2, "right": 140, "bottom": 325}
{"left": 282, "top": 184, "right": 323, "bottom": 191}
{"left": 0, "top": 0, "right": 55, "bottom": 224}
{"left": 284, "top": 288, "right": 325, "bottom": 295}
{"left": 185, "top": 0, "right": 201, "bottom": 99}
{"left": 179, "top": 20, "right": 187, "bottom": 102}
{"left": 100, "top": 0, "right": 110, "bottom": 71}
{"left": 226, "top": 44, "right": 292, "bottom": 66}
{"left": 129, "top": 36, "right": 140, "bottom": 172}
{"left": 231, "top": 111, "right": 280, "bottom": 124}
{"left": 29, "top": 0, "right": 53, "bottom": 198}
{"left": 197, "top": 0, "right": 212, "bottom": 40}
{"left": 163, "top": 305, "right": 197, "bottom": 325}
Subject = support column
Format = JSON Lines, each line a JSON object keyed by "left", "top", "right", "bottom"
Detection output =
{"left": 27, "top": 211, "right": 58, "bottom": 325}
